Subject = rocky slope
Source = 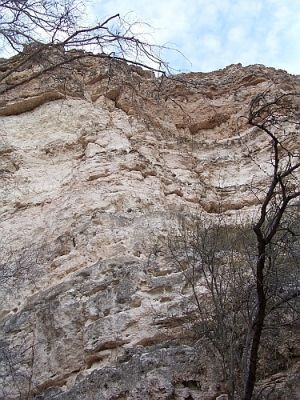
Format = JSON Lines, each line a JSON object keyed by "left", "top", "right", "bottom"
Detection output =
{"left": 0, "top": 49, "right": 299, "bottom": 399}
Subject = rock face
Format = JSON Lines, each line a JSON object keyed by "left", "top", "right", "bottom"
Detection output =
{"left": 0, "top": 51, "right": 299, "bottom": 399}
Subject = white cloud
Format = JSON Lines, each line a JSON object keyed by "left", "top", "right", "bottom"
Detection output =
{"left": 227, "top": 26, "right": 246, "bottom": 44}
{"left": 88, "top": 0, "right": 300, "bottom": 74}
{"left": 202, "top": 34, "right": 221, "bottom": 52}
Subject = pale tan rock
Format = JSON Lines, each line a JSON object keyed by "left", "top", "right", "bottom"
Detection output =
{"left": 0, "top": 90, "right": 65, "bottom": 115}
{"left": 85, "top": 142, "right": 104, "bottom": 157}
{"left": 0, "top": 53, "right": 299, "bottom": 400}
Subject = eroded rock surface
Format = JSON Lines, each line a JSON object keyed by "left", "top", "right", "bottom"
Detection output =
{"left": 0, "top": 51, "right": 299, "bottom": 399}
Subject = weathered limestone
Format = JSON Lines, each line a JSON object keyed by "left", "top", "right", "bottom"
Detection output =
{"left": 0, "top": 53, "right": 299, "bottom": 399}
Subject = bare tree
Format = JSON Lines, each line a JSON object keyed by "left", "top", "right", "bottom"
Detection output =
{"left": 166, "top": 215, "right": 256, "bottom": 399}
{"left": 0, "top": 1, "right": 170, "bottom": 94}
{"left": 243, "top": 91, "right": 300, "bottom": 400}
{"left": 165, "top": 91, "right": 300, "bottom": 400}
{"left": 0, "top": 0, "right": 81, "bottom": 52}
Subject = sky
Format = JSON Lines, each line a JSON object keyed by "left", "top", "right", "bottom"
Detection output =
{"left": 89, "top": 0, "right": 300, "bottom": 74}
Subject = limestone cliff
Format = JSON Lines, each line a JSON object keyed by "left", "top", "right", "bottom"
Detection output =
{"left": 0, "top": 51, "right": 299, "bottom": 399}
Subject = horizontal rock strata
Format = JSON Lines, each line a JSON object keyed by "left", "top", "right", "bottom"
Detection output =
{"left": 0, "top": 51, "right": 299, "bottom": 399}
